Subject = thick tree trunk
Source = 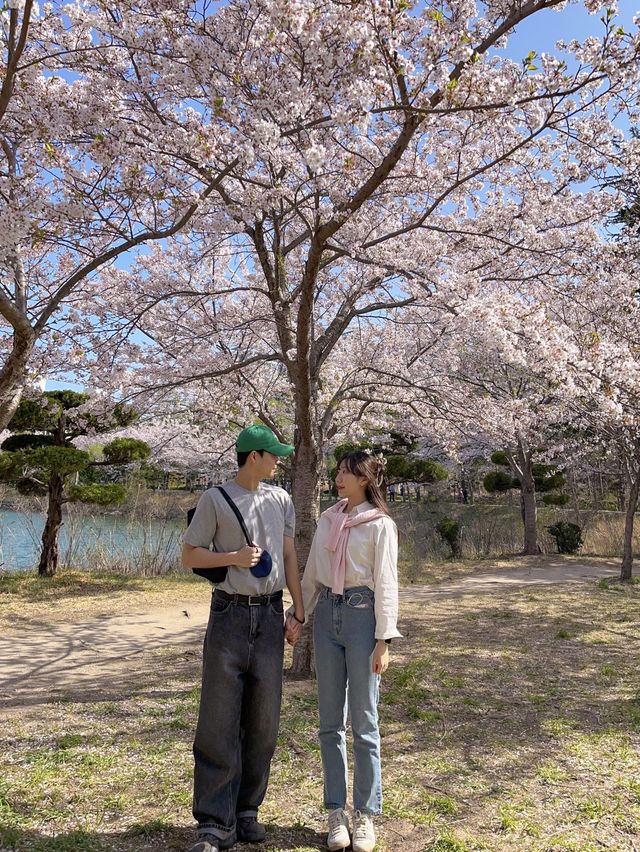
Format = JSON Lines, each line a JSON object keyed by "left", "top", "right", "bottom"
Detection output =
{"left": 621, "top": 469, "right": 640, "bottom": 582}
{"left": 38, "top": 474, "right": 64, "bottom": 577}
{"left": 520, "top": 473, "right": 539, "bottom": 555}
{"left": 0, "top": 329, "right": 35, "bottom": 431}
{"left": 289, "top": 426, "right": 322, "bottom": 679}
{"left": 511, "top": 440, "right": 539, "bottom": 556}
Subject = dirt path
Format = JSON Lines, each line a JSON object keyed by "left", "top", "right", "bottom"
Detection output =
{"left": 0, "top": 559, "right": 620, "bottom": 708}
{"left": 407, "top": 556, "right": 620, "bottom": 598}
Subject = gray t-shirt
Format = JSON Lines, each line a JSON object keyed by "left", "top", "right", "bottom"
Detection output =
{"left": 183, "top": 479, "right": 295, "bottom": 595}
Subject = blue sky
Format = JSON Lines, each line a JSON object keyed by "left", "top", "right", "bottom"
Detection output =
{"left": 505, "top": 0, "right": 638, "bottom": 58}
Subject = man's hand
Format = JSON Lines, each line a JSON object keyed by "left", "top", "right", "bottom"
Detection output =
{"left": 285, "top": 613, "right": 304, "bottom": 646}
{"left": 235, "top": 544, "right": 262, "bottom": 568}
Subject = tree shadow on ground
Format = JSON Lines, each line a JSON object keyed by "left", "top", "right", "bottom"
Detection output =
{"left": 0, "top": 619, "right": 204, "bottom": 709}
{"left": 0, "top": 823, "right": 327, "bottom": 851}
{"left": 375, "top": 583, "right": 640, "bottom": 825}
{"left": 3, "top": 578, "right": 639, "bottom": 852}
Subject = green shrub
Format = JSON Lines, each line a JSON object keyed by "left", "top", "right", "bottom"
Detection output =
{"left": 436, "top": 517, "right": 461, "bottom": 557}
{"left": 102, "top": 438, "right": 151, "bottom": 464}
{"left": 67, "top": 483, "right": 128, "bottom": 505}
{"left": 547, "top": 521, "right": 583, "bottom": 554}
{"left": 483, "top": 470, "right": 516, "bottom": 492}
{"left": 542, "top": 493, "right": 570, "bottom": 506}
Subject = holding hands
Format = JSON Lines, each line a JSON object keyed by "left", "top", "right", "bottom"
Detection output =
{"left": 284, "top": 610, "right": 305, "bottom": 645}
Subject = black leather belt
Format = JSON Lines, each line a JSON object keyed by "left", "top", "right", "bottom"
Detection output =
{"left": 214, "top": 588, "right": 283, "bottom": 606}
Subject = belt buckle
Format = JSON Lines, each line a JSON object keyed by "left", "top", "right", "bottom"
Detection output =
{"left": 248, "top": 595, "right": 262, "bottom": 606}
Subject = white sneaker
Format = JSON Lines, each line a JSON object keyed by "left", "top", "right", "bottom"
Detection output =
{"left": 352, "top": 810, "right": 376, "bottom": 852}
{"left": 327, "top": 807, "right": 350, "bottom": 850}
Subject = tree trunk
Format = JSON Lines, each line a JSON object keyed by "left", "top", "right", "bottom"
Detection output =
{"left": 38, "top": 474, "right": 64, "bottom": 577}
{"left": 289, "top": 425, "right": 322, "bottom": 678}
{"left": 0, "top": 329, "right": 35, "bottom": 431}
{"left": 520, "top": 474, "right": 539, "bottom": 555}
{"left": 620, "top": 468, "right": 640, "bottom": 582}
{"left": 511, "top": 441, "right": 539, "bottom": 556}
{"left": 567, "top": 466, "right": 582, "bottom": 526}
{"left": 617, "top": 477, "right": 626, "bottom": 513}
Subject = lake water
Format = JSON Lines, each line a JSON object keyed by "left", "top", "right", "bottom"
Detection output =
{"left": 0, "top": 509, "right": 183, "bottom": 572}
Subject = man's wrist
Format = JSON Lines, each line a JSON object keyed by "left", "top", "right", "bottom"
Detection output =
{"left": 292, "top": 611, "right": 305, "bottom": 625}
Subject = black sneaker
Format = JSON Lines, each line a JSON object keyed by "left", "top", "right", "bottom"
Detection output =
{"left": 188, "top": 832, "right": 236, "bottom": 852}
{"left": 236, "top": 816, "right": 266, "bottom": 843}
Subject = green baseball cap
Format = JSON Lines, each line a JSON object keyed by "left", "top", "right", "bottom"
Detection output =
{"left": 236, "top": 424, "right": 294, "bottom": 456}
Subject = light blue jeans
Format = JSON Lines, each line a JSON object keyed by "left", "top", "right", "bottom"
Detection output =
{"left": 313, "top": 586, "right": 382, "bottom": 814}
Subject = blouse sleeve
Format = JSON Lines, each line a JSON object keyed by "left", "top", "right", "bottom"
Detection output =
{"left": 300, "top": 528, "right": 323, "bottom": 618}
{"left": 372, "top": 517, "right": 402, "bottom": 641}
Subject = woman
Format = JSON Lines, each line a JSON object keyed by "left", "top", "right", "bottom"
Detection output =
{"left": 299, "top": 450, "right": 401, "bottom": 852}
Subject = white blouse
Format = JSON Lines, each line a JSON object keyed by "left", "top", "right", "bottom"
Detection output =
{"left": 301, "top": 501, "right": 402, "bottom": 641}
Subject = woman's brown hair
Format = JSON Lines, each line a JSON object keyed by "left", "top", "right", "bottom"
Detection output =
{"left": 336, "top": 450, "right": 390, "bottom": 515}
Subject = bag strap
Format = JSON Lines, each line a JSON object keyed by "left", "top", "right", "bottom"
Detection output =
{"left": 216, "top": 486, "right": 253, "bottom": 546}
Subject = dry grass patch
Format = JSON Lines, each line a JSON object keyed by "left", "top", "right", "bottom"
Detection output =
{"left": 398, "top": 551, "right": 619, "bottom": 586}
{"left": 382, "top": 580, "right": 640, "bottom": 851}
{"left": 1, "top": 570, "right": 639, "bottom": 850}
{"left": 0, "top": 570, "right": 207, "bottom": 631}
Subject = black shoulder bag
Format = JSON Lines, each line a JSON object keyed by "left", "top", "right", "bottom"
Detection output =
{"left": 187, "top": 486, "right": 272, "bottom": 582}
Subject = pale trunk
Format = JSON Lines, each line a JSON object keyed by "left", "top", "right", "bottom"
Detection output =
{"left": 0, "top": 330, "right": 35, "bottom": 430}
{"left": 520, "top": 470, "right": 539, "bottom": 555}
{"left": 621, "top": 469, "right": 639, "bottom": 582}
{"left": 512, "top": 442, "right": 538, "bottom": 556}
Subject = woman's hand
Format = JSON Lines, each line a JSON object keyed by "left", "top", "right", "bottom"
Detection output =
{"left": 284, "top": 613, "right": 303, "bottom": 645}
{"left": 371, "top": 640, "right": 389, "bottom": 675}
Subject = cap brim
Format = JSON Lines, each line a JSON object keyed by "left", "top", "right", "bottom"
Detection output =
{"left": 269, "top": 443, "right": 294, "bottom": 457}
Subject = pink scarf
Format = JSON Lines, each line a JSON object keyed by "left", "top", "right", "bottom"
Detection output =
{"left": 323, "top": 499, "right": 387, "bottom": 595}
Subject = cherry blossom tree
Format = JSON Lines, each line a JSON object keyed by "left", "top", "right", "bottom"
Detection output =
{"left": 0, "top": 0, "right": 234, "bottom": 429}
{"left": 387, "top": 288, "right": 587, "bottom": 552}
{"left": 52, "top": 0, "right": 638, "bottom": 672}
{"left": 520, "top": 126, "right": 640, "bottom": 579}
{"left": 80, "top": 415, "right": 240, "bottom": 481}
{"left": 555, "top": 242, "right": 640, "bottom": 580}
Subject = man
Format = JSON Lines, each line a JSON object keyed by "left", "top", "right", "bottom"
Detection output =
{"left": 182, "top": 424, "right": 305, "bottom": 852}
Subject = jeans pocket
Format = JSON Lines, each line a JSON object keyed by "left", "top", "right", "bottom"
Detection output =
{"left": 270, "top": 599, "right": 284, "bottom": 617}
{"left": 346, "top": 591, "right": 374, "bottom": 610}
{"left": 211, "top": 597, "right": 232, "bottom": 614}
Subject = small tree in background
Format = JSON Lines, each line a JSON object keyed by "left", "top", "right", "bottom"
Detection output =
{"left": 0, "top": 391, "right": 150, "bottom": 577}
{"left": 483, "top": 450, "right": 570, "bottom": 506}
{"left": 386, "top": 456, "right": 449, "bottom": 493}
{"left": 436, "top": 517, "right": 462, "bottom": 558}
{"left": 330, "top": 438, "right": 448, "bottom": 498}
{"left": 547, "top": 521, "right": 583, "bottom": 555}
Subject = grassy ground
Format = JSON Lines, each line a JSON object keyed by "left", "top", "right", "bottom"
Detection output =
{"left": 1, "top": 564, "right": 640, "bottom": 851}
{"left": 0, "top": 570, "right": 205, "bottom": 630}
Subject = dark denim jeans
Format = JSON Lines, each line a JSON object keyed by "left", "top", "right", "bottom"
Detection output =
{"left": 193, "top": 590, "right": 285, "bottom": 841}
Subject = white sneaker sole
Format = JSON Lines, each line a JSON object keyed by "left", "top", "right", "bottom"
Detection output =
{"left": 327, "top": 829, "right": 351, "bottom": 850}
